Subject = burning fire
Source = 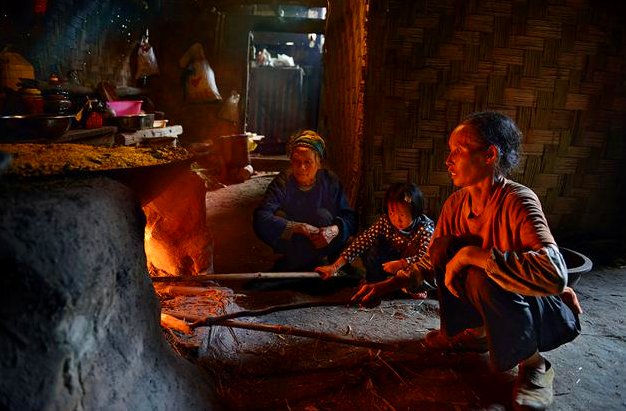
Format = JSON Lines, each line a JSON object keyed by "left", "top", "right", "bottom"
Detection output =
{"left": 142, "top": 168, "right": 213, "bottom": 277}
{"left": 144, "top": 214, "right": 182, "bottom": 276}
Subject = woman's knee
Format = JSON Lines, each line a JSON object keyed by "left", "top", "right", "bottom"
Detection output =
{"left": 464, "top": 267, "right": 497, "bottom": 302}
{"left": 464, "top": 268, "right": 526, "bottom": 315}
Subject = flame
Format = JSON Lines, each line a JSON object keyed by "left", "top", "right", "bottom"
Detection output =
{"left": 144, "top": 209, "right": 182, "bottom": 276}
{"left": 141, "top": 168, "right": 213, "bottom": 277}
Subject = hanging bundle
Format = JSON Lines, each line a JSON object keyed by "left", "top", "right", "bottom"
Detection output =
{"left": 136, "top": 29, "right": 159, "bottom": 80}
{"left": 179, "top": 43, "right": 221, "bottom": 103}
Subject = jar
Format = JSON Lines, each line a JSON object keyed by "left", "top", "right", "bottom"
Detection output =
{"left": 43, "top": 92, "right": 72, "bottom": 114}
{"left": 18, "top": 88, "right": 43, "bottom": 114}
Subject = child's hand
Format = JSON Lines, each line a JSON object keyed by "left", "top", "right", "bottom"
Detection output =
{"left": 315, "top": 264, "right": 338, "bottom": 280}
{"left": 316, "top": 257, "right": 346, "bottom": 280}
{"left": 382, "top": 259, "right": 405, "bottom": 275}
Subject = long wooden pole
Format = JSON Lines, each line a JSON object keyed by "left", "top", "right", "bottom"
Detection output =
{"left": 213, "top": 319, "right": 401, "bottom": 352}
{"left": 190, "top": 299, "right": 350, "bottom": 328}
{"left": 151, "top": 271, "right": 322, "bottom": 283}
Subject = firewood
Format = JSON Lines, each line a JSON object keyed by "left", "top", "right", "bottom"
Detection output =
{"left": 160, "top": 313, "right": 192, "bottom": 334}
{"left": 153, "top": 284, "right": 210, "bottom": 295}
{"left": 162, "top": 309, "right": 204, "bottom": 323}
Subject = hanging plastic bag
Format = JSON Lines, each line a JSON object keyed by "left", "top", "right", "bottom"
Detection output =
{"left": 179, "top": 43, "right": 221, "bottom": 103}
{"left": 218, "top": 91, "right": 240, "bottom": 123}
{"left": 136, "top": 29, "right": 159, "bottom": 79}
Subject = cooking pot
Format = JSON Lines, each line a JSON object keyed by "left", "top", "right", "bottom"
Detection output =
{"left": 107, "top": 113, "right": 155, "bottom": 131}
{"left": 0, "top": 114, "right": 73, "bottom": 142}
{"left": 43, "top": 93, "right": 72, "bottom": 115}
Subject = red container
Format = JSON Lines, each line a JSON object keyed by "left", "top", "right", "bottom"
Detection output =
{"left": 106, "top": 100, "right": 143, "bottom": 116}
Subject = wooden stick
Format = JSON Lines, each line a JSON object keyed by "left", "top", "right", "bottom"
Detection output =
{"left": 151, "top": 271, "right": 322, "bottom": 283}
{"left": 213, "top": 319, "right": 400, "bottom": 351}
{"left": 190, "top": 299, "right": 350, "bottom": 328}
{"left": 154, "top": 285, "right": 211, "bottom": 296}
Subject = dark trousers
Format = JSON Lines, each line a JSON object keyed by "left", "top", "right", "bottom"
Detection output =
{"left": 273, "top": 208, "right": 344, "bottom": 272}
{"left": 273, "top": 235, "right": 345, "bottom": 272}
{"left": 437, "top": 267, "right": 581, "bottom": 371}
{"left": 362, "top": 240, "right": 402, "bottom": 283}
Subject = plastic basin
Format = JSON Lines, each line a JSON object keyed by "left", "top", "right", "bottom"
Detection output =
{"left": 107, "top": 100, "right": 143, "bottom": 116}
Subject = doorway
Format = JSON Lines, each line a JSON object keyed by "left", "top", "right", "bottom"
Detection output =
{"left": 245, "top": 29, "right": 324, "bottom": 155}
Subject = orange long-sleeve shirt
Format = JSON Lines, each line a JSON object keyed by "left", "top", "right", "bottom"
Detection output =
{"left": 408, "top": 179, "right": 567, "bottom": 296}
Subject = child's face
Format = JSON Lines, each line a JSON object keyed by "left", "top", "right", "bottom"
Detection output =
{"left": 388, "top": 200, "right": 413, "bottom": 231}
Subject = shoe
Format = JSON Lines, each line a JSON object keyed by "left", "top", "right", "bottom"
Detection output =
{"left": 424, "top": 328, "right": 488, "bottom": 353}
{"left": 513, "top": 360, "right": 555, "bottom": 410}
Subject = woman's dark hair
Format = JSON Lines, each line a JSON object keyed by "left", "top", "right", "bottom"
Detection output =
{"left": 461, "top": 111, "right": 522, "bottom": 176}
{"left": 383, "top": 182, "right": 424, "bottom": 219}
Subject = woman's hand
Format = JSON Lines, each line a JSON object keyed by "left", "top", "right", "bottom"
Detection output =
{"left": 561, "top": 286, "right": 583, "bottom": 315}
{"left": 310, "top": 225, "right": 339, "bottom": 249}
{"left": 293, "top": 222, "right": 320, "bottom": 238}
{"left": 350, "top": 283, "right": 386, "bottom": 308}
{"left": 350, "top": 276, "right": 405, "bottom": 307}
{"left": 382, "top": 259, "right": 405, "bottom": 275}
{"left": 444, "top": 246, "right": 490, "bottom": 298}
{"left": 444, "top": 249, "right": 469, "bottom": 298}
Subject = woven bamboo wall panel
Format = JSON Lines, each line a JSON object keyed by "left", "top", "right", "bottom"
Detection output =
{"left": 362, "top": 0, "right": 626, "bottom": 237}
{"left": 465, "top": 15, "right": 494, "bottom": 33}
{"left": 526, "top": 130, "right": 560, "bottom": 145}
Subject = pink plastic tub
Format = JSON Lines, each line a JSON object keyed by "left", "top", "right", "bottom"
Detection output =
{"left": 106, "top": 100, "right": 143, "bottom": 116}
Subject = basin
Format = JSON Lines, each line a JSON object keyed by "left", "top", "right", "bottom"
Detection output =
{"left": 560, "top": 247, "right": 593, "bottom": 287}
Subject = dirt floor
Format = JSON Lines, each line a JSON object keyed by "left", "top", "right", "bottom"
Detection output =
{"left": 176, "top": 170, "right": 626, "bottom": 411}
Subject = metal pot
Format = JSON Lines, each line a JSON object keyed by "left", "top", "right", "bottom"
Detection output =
{"left": 43, "top": 94, "right": 72, "bottom": 114}
{"left": 560, "top": 247, "right": 593, "bottom": 287}
{"left": 0, "top": 114, "right": 73, "bottom": 142}
{"left": 107, "top": 113, "right": 155, "bottom": 131}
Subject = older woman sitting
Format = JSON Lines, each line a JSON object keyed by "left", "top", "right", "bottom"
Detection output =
{"left": 253, "top": 130, "right": 357, "bottom": 272}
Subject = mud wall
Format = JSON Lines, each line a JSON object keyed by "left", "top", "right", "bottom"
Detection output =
{"left": 0, "top": 177, "right": 219, "bottom": 410}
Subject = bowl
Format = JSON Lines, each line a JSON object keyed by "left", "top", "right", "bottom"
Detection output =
{"left": 560, "top": 247, "right": 593, "bottom": 287}
{"left": 0, "top": 115, "right": 73, "bottom": 142}
{"left": 106, "top": 100, "right": 143, "bottom": 116}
